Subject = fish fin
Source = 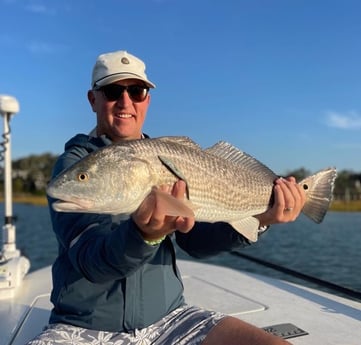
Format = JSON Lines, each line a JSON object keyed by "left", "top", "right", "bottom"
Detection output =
{"left": 229, "top": 217, "right": 260, "bottom": 242}
{"left": 158, "top": 155, "right": 191, "bottom": 198}
{"left": 158, "top": 155, "right": 188, "bottom": 181}
{"left": 156, "top": 136, "right": 202, "bottom": 150}
{"left": 300, "top": 167, "right": 337, "bottom": 223}
{"left": 153, "top": 189, "right": 195, "bottom": 218}
{"left": 112, "top": 213, "right": 131, "bottom": 222}
{"left": 205, "top": 141, "right": 246, "bottom": 163}
{"left": 205, "top": 141, "right": 277, "bottom": 180}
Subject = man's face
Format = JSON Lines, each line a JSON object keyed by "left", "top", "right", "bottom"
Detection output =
{"left": 88, "top": 79, "right": 151, "bottom": 142}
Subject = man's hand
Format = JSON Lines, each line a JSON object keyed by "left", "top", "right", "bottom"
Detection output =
{"left": 132, "top": 180, "right": 195, "bottom": 241}
{"left": 256, "top": 176, "right": 306, "bottom": 227}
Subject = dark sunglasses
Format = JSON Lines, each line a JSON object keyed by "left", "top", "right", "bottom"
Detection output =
{"left": 96, "top": 84, "right": 149, "bottom": 103}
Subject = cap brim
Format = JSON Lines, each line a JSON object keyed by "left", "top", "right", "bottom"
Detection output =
{"left": 93, "top": 73, "right": 155, "bottom": 89}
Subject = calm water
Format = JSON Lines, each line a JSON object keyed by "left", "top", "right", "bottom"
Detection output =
{"left": 1, "top": 203, "right": 360, "bottom": 295}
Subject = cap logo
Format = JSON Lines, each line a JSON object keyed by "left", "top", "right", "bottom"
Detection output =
{"left": 121, "top": 57, "right": 130, "bottom": 64}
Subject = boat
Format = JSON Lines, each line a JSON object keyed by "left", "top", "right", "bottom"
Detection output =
{"left": 1, "top": 259, "right": 361, "bottom": 345}
{"left": 0, "top": 95, "right": 360, "bottom": 345}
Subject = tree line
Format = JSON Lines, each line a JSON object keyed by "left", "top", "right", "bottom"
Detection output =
{"left": 0, "top": 153, "right": 360, "bottom": 200}
{"left": 1, "top": 153, "right": 57, "bottom": 195}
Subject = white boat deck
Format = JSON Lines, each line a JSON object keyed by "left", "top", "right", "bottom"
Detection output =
{"left": 1, "top": 260, "right": 360, "bottom": 345}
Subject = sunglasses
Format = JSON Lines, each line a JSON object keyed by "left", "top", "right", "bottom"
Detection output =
{"left": 96, "top": 84, "right": 149, "bottom": 103}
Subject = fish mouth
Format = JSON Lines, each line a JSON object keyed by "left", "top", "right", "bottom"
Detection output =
{"left": 51, "top": 198, "right": 95, "bottom": 213}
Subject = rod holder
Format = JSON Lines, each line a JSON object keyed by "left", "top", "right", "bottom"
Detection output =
{"left": 0, "top": 95, "right": 30, "bottom": 299}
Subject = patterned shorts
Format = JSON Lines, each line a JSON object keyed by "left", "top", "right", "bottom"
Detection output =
{"left": 26, "top": 305, "right": 226, "bottom": 345}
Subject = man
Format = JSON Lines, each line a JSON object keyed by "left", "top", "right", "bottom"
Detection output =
{"left": 28, "top": 50, "right": 305, "bottom": 345}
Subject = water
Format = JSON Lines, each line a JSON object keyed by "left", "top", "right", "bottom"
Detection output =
{"left": 1, "top": 203, "right": 360, "bottom": 297}
{"left": 3, "top": 203, "right": 58, "bottom": 270}
{"left": 178, "top": 212, "right": 361, "bottom": 296}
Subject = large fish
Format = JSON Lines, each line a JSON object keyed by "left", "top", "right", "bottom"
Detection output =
{"left": 47, "top": 136, "right": 337, "bottom": 241}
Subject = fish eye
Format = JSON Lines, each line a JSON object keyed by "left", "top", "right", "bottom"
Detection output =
{"left": 303, "top": 184, "right": 309, "bottom": 190}
{"left": 78, "top": 172, "right": 89, "bottom": 182}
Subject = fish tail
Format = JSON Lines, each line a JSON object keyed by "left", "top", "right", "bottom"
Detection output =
{"left": 300, "top": 167, "right": 337, "bottom": 223}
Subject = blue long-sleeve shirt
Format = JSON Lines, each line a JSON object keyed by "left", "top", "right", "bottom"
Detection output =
{"left": 48, "top": 133, "right": 250, "bottom": 332}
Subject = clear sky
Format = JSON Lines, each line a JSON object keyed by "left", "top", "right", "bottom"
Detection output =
{"left": 0, "top": 0, "right": 360, "bottom": 174}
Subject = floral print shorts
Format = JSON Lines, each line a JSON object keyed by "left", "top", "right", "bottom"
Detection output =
{"left": 26, "top": 305, "right": 225, "bottom": 345}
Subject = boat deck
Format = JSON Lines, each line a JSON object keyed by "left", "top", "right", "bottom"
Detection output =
{"left": 1, "top": 260, "right": 360, "bottom": 345}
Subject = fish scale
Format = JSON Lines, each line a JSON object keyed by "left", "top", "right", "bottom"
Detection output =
{"left": 134, "top": 141, "right": 271, "bottom": 218}
{"left": 47, "top": 136, "right": 337, "bottom": 242}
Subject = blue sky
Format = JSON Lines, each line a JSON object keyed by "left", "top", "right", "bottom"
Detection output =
{"left": 0, "top": 0, "right": 360, "bottom": 174}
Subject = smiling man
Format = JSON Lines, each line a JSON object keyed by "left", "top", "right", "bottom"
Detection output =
{"left": 88, "top": 51, "right": 155, "bottom": 142}
{"left": 27, "top": 50, "right": 304, "bottom": 345}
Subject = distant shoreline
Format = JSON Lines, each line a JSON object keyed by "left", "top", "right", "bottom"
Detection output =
{"left": 1, "top": 195, "right": 48, "bottom": 206}
{"left": 1, "top": 194, "right": 361, "bottom": 212}
{"left": 329, "top": 200, "right": 361, "bottom": 212}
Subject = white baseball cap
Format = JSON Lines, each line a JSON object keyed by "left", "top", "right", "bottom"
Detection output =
{"left": 91, "top": 50, "right": 156, "bottom": 89}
